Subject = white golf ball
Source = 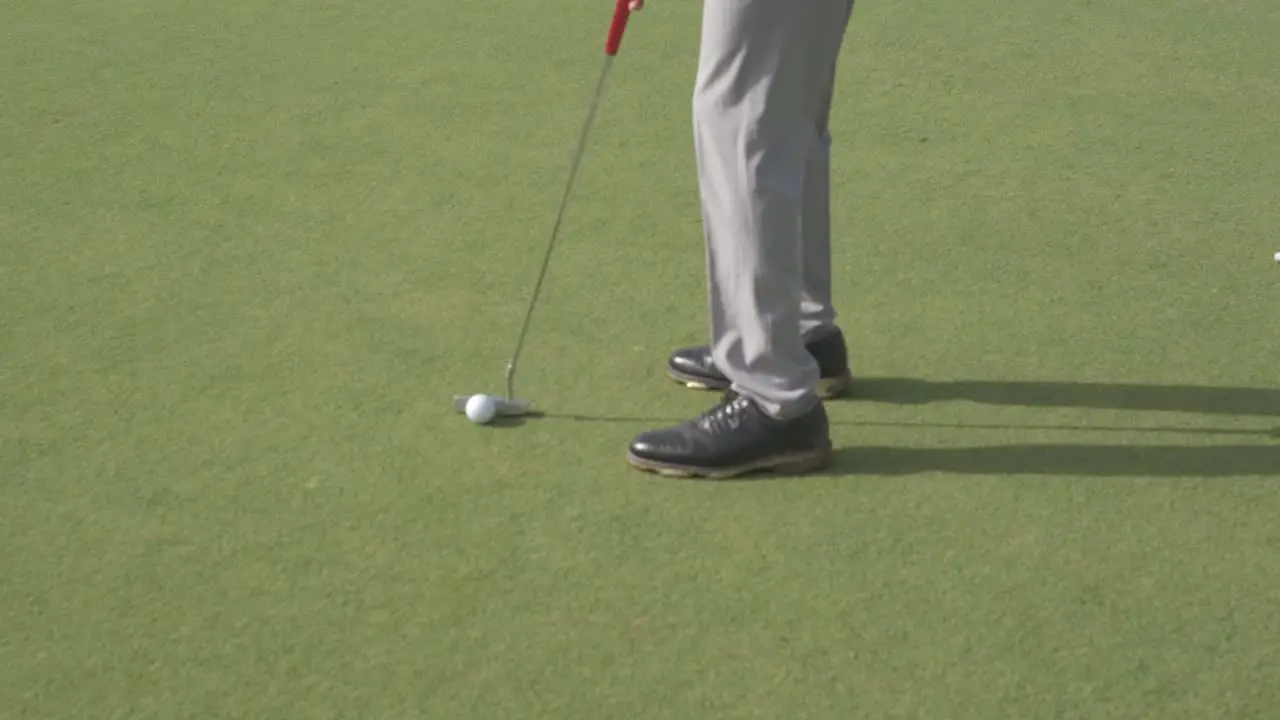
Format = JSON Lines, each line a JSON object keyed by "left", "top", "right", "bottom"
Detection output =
{"left": 465, "top": 394, "right": 498, "bottom": 424}
{"left": 1274, "top": 251, "right": 1280, "bottom": 263}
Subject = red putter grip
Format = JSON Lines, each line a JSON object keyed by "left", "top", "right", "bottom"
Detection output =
{"left": 605, "top": 0, "right": 631, "bottom": 56}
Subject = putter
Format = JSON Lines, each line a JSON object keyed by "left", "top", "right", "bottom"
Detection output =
{"left": 453, "top": 0, "right": 634, "bottom": 418}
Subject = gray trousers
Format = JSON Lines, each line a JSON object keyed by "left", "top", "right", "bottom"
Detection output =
{"left": 694, "top": 0, "right": 854, "bottom": 419}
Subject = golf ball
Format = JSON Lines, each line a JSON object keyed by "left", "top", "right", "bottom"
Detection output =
{"left": 1274, "top": 251, "right": 1280, "bottom": 263}
{"left": 465, "top": 394, "right": 498, "bottom": 424}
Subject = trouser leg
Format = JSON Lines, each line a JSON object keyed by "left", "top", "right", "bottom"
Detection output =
{"left": 799, "top": 4, "right": 852, "bottom": 340}
{"left": 694, "top": 0, "right": 854, "bottom": 419}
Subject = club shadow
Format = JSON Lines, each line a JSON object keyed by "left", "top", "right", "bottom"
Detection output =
{"left": 853, "top": 378, "right": 1280, "bottom": 417}
{"left": 820, "top": 443, "right": 1280, "bottom": 478}
{"left": 485, "top": 410, "right": 547, "bottom": 429}
{"left": 540, "top": 413, "right": 678, "bottom": 424}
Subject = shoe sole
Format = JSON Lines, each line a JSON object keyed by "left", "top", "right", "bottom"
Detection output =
{"left": 666, "top": 367, "right": 853, "bottom": 400}
{"left": 626, "top": 440, "right": 833, "bottom": 480}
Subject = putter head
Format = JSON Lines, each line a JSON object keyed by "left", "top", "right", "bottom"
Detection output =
{"left": 452, "top": 394, "right": 534, "bottom": 417}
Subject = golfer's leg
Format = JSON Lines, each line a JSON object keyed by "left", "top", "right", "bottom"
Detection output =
{"left": 695, "top": 0, "right": 847, "bottom": 420}
{"left": 798, "top": 93, "right": 837, "bottom": 341}
{"left": 800, "top": 0, "right": 854, "bottom": 341}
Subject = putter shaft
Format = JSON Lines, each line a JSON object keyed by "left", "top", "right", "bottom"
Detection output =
{"left": 502, "top": 56, "right": 616, "bottom": 401}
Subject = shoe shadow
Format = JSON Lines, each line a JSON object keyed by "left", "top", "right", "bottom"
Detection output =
{"left": 832, "top": 419, "right": 1280, "bottom": 439}
{"left": 853, "top": 378, "right": 1280, "bottom": 417}
{"left": 820, "top": 444, "right": 1280, "bottom": 478}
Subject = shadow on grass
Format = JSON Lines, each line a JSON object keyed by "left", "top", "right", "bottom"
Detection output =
{"left": 543, "top": 413, "right": 1279, "bottom": 439}
{"left": 535, "top": 377, "right": 1280, "bottom": 477}
{"left": 539, "top": 376, "right": 1280, "bottom": 434}
{"left": 821, "top": 444, "right": 1280, "bottom": 478}
{"left": 853, "top": 378, "right": 1280, "bottom": 417}
{"left": 483, "top": 411, "right": 547, "bottom": 429}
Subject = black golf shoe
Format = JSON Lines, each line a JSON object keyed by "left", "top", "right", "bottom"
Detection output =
{"left": 666, "top": 327, "right": 853, "bottom": 399}
{"left": 626, "top": 391, "right": 832, "bottom": 479}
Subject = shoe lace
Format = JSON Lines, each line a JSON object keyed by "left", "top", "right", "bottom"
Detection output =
{"left": 696, "top": 390, "right": 749, "bottom": 433}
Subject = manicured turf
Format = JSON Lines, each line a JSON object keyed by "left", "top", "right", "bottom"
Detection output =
{"left": 3, "top": 0, "right": 1279, "bottom": 717}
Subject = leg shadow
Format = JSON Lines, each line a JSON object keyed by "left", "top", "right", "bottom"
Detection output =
{"left": 855, "top": 378, "right": 1280, "bottom": 417}
{"left": 824, "top": 444, "right": 1280, "bottom": 477}
{"left": 830, "top": 419, "right": 1280, "bottom": 439}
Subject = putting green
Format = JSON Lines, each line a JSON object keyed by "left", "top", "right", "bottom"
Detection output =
{"left": 2, "top": 0, "right": 1278, "bottom": 717}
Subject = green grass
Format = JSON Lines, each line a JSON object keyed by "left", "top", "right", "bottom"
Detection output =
{"left": 3, "top": 0, "right": 1279, "bottom": 717}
